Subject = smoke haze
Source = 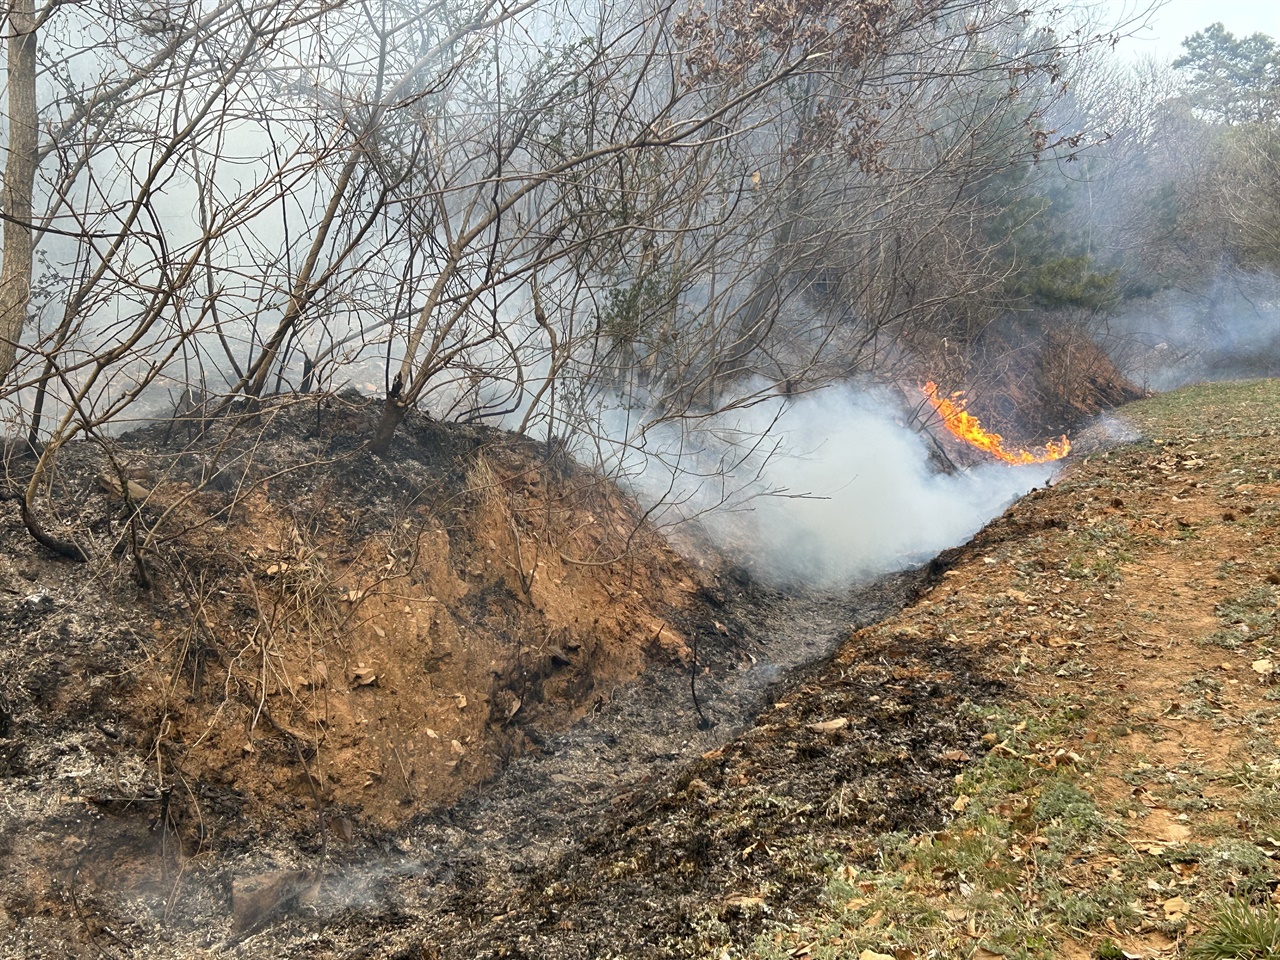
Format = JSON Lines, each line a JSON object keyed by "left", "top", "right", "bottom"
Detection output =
{"left": 1108, "top": 270, "right": 1280, "bottom": 391}
{"left": 607, "top": 384, "right": 1060, "bottom": 587}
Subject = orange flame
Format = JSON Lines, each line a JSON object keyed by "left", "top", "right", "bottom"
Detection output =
{"left": 922, "top": 382, "right": 1071, "bottom": 465}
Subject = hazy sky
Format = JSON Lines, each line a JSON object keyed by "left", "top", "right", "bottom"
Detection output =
{"left": 1117, "top": 0, "right": 1280, "bottom": 60}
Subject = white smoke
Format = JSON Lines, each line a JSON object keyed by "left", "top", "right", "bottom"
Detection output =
{"left": 598, "top": 383, "right": 1059, "bottom": 587}
{"left": 1106, "top": 269, "right": 1280, "bottom": 391}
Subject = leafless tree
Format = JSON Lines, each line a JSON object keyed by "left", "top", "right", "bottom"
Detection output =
{"left": 0, "top": 0, "right": 1151, "bottom": 558}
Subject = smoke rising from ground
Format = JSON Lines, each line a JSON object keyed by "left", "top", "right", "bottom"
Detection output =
{"left": 605, "top": 385, "right": 1059, "bottom": 587}
{"left": 1107, "top": 270, "right": 1280, "bottom": 391}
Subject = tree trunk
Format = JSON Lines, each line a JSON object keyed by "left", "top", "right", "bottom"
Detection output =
{"left": 0, "top": 0, "right": 39, "bottom": 382}
{"left": 369, "top": 398, "right": 406, "bottom": 456}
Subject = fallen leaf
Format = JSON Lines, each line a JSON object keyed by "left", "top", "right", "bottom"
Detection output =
{"left": 1252, "top": 658, "right": 1274, "bottom": 676}
{"left": 97, "top": 472, "right": 153, "bottom": 502}
{"left": 807, "top": 718, "right": 848, "bottom": 733}
{"left": 1163, "top": 895, "right": 1190, "bottom": 918}
{"left": 455, "top": 694, "right": 468, "bottom": 709}
{"left": 1135, "top": 787, "right": 1163, "bottom": 809}
{"left": 940, "top": 749, "right": 971, "bottom": 762}
{"left": 450, "top": 739, "right": 465, "bottom": 756}
{"left": 952, "top": 794, "right": 971, "bottom": 812}
{"left": 858, "top": 950, "right": 894, "bottom": 960}
{"left": 945, "top": 907, "right": 967, "bottom": 922}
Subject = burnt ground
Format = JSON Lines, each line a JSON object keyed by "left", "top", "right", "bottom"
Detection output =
{"left": 6, "top": 380, "right": 1274, "bottom": 960}
{"left": 311, "top": 571, "right": 991, "bottom": 960}
{"left": 398, "top": 606, "right": 1002, "bottom": 960}
{"left": 0, "top": 548, "right": 979, "bottom": 958}
{"left": 0, "top": 394, "right": 996, "bottom": 959}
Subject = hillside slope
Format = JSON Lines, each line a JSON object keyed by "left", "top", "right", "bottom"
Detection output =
{"left": 2, "top": 381, "right": 1278, "bottom": 959}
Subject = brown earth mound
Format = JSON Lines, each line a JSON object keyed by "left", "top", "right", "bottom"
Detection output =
{"left": 0, "top": 395, "right": 698, "bottom": 938}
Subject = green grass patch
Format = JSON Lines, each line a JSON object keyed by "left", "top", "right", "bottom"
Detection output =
{"left": 1187, "top": 900, "right": 1280, "bottom": 960}
{"left": 1217, "top": 586, "right": 1278, "bottom": 635}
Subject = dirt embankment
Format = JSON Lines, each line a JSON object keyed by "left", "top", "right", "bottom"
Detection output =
{"left": 0, "top": 396, "right": 701, "bottom": 951}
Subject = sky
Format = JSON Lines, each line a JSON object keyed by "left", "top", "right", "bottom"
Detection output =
{"left": 1115, "top": 0, "right": 1280, "bottom": 60}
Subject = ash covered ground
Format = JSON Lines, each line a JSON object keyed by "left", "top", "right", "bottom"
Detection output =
{"left": 0, "top": 391, "right": 1076, "bottom": 958}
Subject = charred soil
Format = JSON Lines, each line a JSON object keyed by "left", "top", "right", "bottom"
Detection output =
{"left": 1, "top": 380, "right": 1278, "bottom": 960}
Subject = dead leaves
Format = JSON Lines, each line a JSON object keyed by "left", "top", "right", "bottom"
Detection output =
{"left": 807, "top": 717, "right": 848, "bottom": 733}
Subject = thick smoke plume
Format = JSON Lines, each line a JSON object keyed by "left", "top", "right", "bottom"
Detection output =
{"left": 605, "top": 384, "right": 1059, "bottom": 587}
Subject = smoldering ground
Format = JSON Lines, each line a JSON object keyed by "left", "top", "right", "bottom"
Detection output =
{"left": 601, "top": 384, "right": 1060, "bottom": 587}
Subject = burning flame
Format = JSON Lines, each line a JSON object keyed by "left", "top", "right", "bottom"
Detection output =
{"left": 922, "top": 382, "right": 1071, "bottom": 465}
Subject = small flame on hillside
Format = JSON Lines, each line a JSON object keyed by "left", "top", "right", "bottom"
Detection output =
{"left": 922, "top": 382, "right": 1071, "bottom": 465}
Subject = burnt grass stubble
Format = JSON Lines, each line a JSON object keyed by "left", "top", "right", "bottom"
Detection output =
{"left": 0, "top": 397, "right": 1007, "bottom": 958}
{"left": 366, "top": 565, "right": 1001, "bottom": 960}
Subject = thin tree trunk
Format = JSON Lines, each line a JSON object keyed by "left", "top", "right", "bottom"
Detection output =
{"left": 369, "top": 398, "right": 406, "bottom": 456}
{"left": 0, "top": 0, "right": 39, "bottom": 382}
